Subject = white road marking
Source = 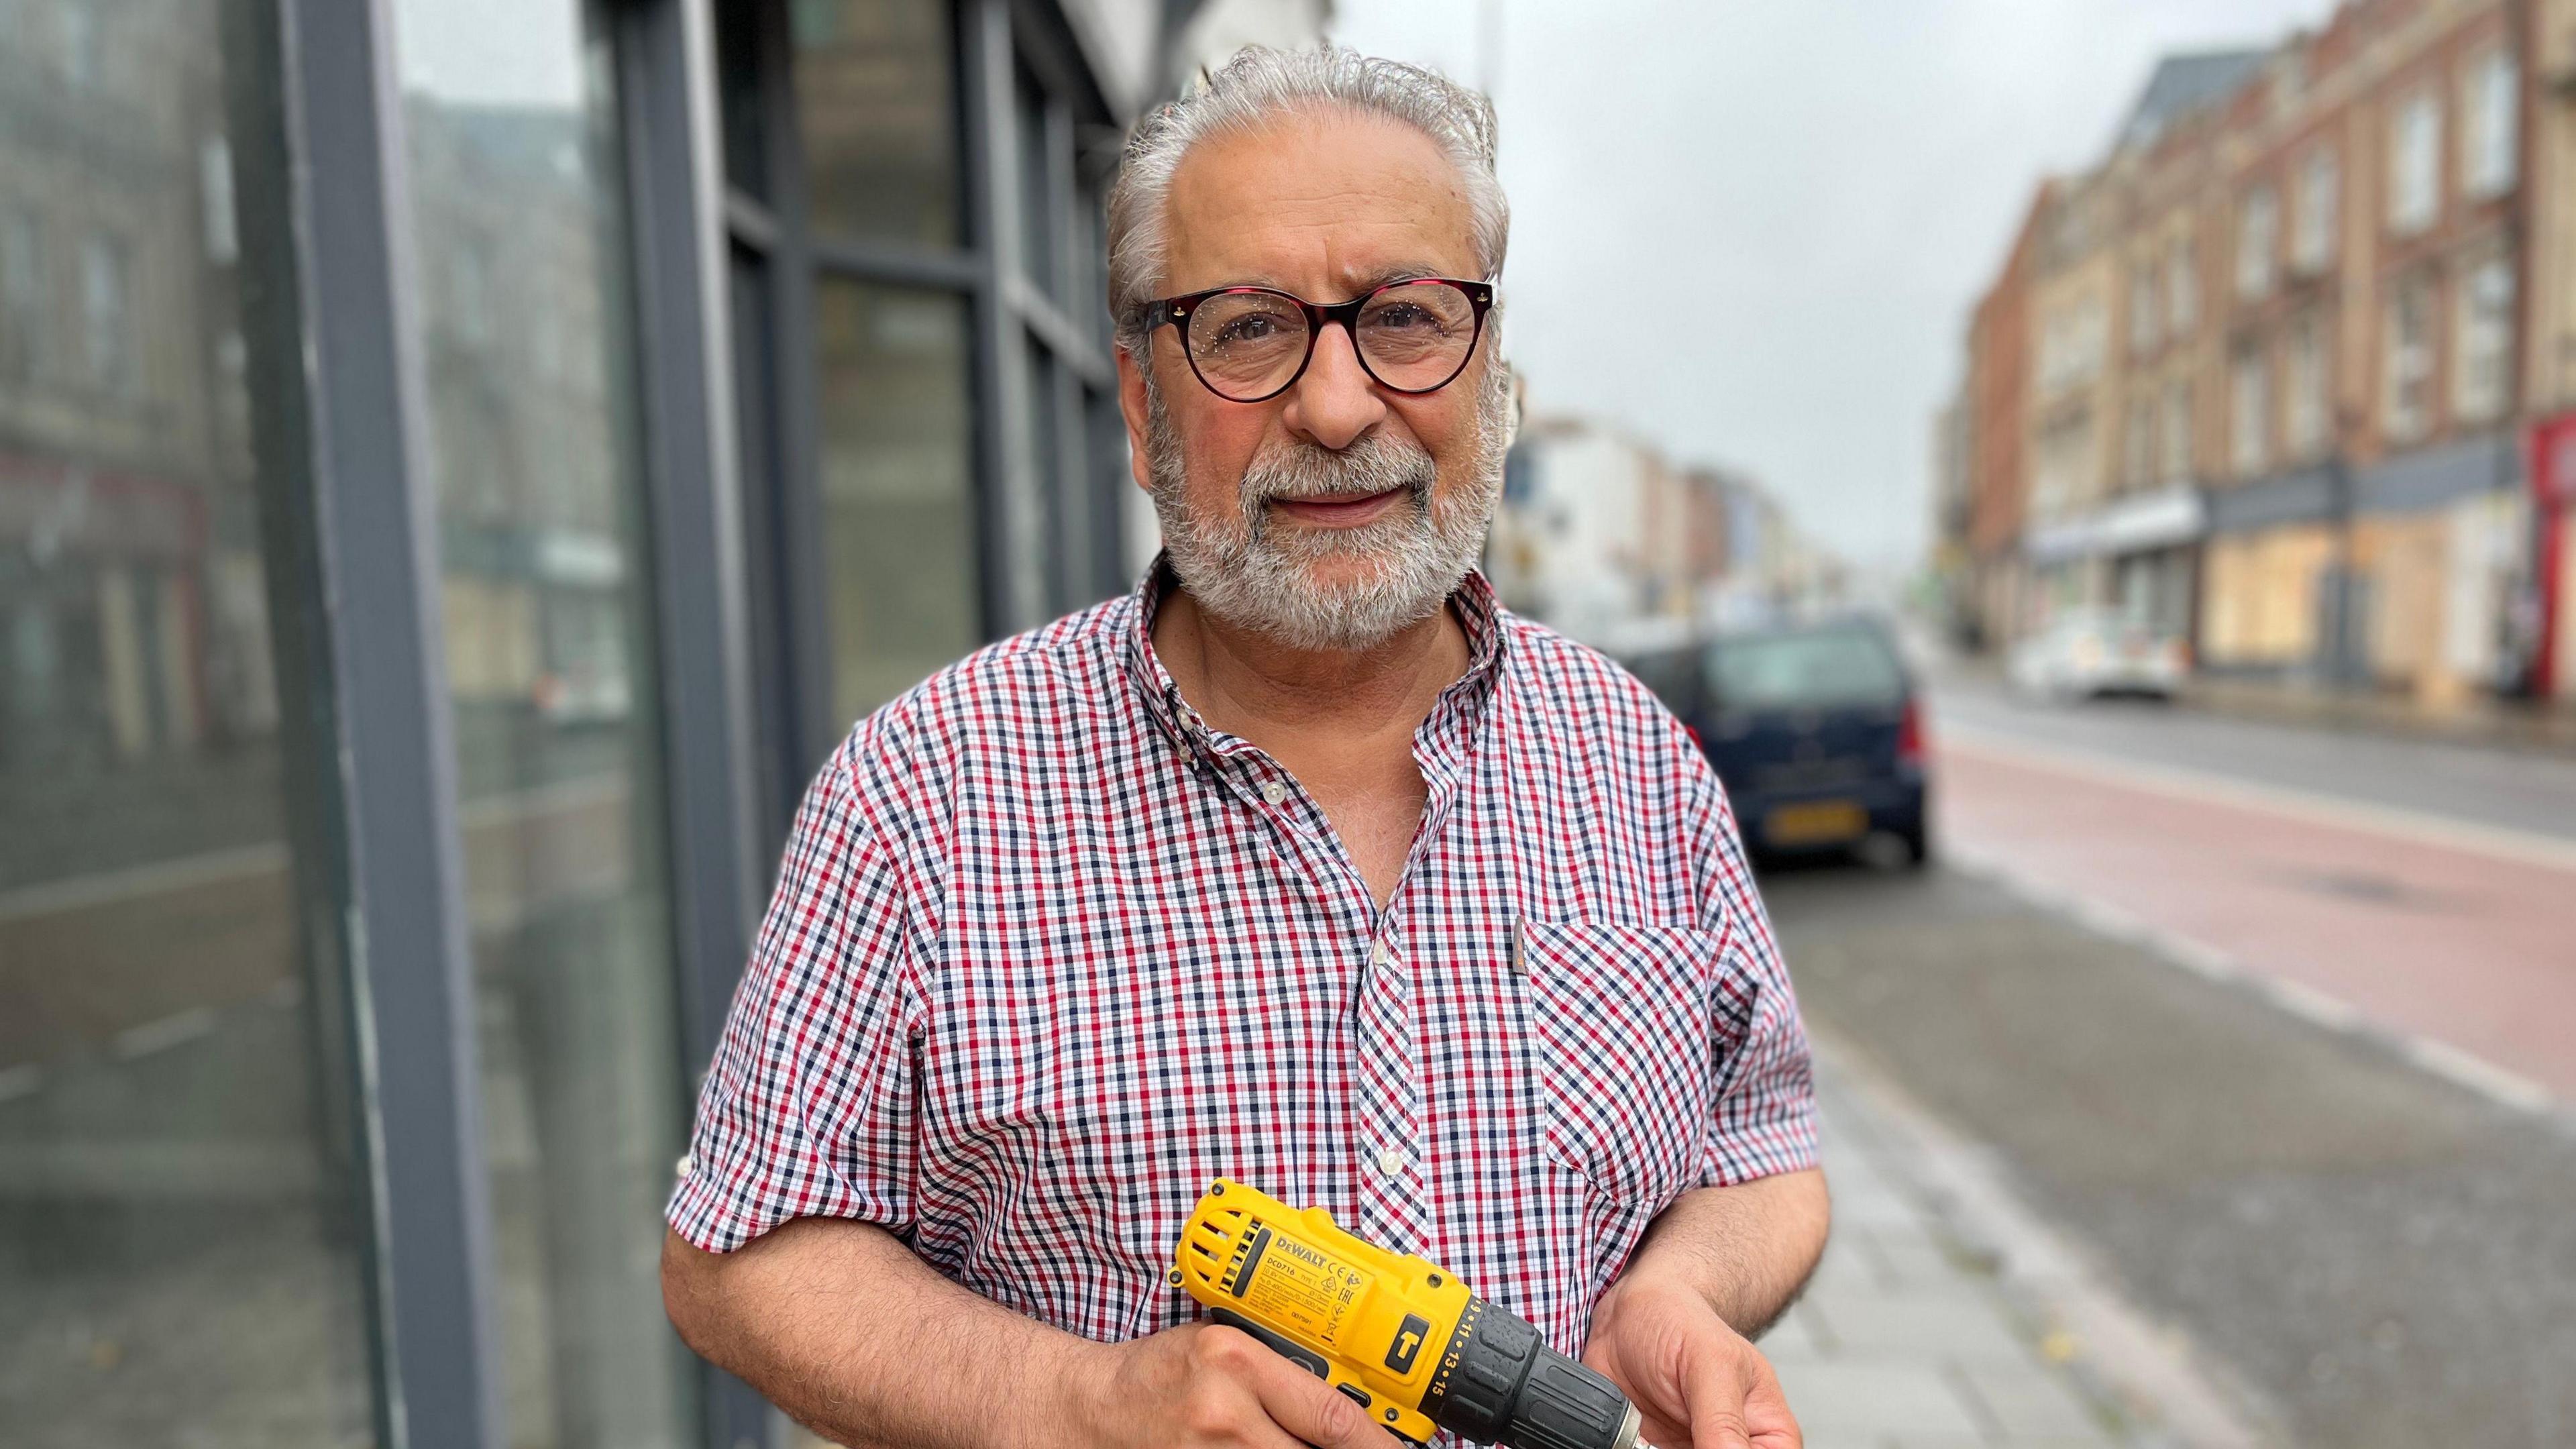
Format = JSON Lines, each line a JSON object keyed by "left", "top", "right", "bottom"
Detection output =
{"left": 1940, "top": 847, "right": 2564, "bottom": 1122}
{"left": 1941, "top": 724, "right": 2576, "bottom": 875}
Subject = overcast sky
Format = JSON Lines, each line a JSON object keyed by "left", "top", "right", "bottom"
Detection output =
{"left": 1330, "top": 0, "right": 2339, "bottom": 574}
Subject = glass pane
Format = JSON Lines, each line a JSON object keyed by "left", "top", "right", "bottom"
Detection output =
{"left": 816, "top": 280, "right": 978, "bottom": 722}
{"left": 1016, "top": 63, "right": 1058, "bottom": 297}
{"left": 716, "top": 0, "right": 769, "bottom": 199}
{"left": 796, "top": 0, "right": 959, "bottom": 248}
{"left": 0, "top": 1, "right": 378, "bottom": 1443}
{"left": 390, "top": 1, "right": 696, "bottom": 1445}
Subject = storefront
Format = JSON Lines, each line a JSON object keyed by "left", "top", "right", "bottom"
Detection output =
{"left": 2345, "top": 432, "right": 2525, "bottom": 703}
{"left": 2199, "top": 464, "right": 2343, "bottom": 676}
{"left": 0, "top": 3, "right": 1285, "bottom": 1446}
{"left": 2020, "top": 482, "right": 2204, "bottom": 643}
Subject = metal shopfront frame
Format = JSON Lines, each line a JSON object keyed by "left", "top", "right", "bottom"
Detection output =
{"left": 266, "top": 0, "right": 1157, "bottom": 1444}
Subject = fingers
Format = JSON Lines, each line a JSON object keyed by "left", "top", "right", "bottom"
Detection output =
{"left": 1227, "top": 1331, "right": 1404, "bottom": 1449}
{"left": 1678, "top": 1342, "right": 1797, "bottom": 1449}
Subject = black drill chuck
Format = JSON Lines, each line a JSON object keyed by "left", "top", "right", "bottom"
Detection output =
{"left": 1417, "top": 1298, "right": 1643, "bottom": 1449}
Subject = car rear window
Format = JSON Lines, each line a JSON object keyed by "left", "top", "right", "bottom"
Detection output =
{"left": 1707, "top": 628, "right": 1905, "bottom": 709}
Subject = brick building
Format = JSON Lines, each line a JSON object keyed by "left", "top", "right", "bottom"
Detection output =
{"left": 1948, "top": 0, "right": 2566, "bottom": 708}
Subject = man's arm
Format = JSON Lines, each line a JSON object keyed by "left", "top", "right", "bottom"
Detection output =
{"left": 1580, "top": 1171, "right": 1831, "bottom": 1449}
{"left": 661, "top": 1221, "right": 1408, "bottom": 1449}
{"left": 1615, "top": 1169, "right": 1831, "bottom": 1337}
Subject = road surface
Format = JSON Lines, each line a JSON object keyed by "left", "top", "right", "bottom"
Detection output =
{"left": 1766, "top": 684, "right": 2576, "bottom": 1448}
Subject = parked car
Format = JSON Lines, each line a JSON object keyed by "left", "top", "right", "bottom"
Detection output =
{"left": 2007, "top": 607, "right": 2186, "bottom": 700}
{"left": 1621, "top": 618, "right": 1931, "bottom": 865}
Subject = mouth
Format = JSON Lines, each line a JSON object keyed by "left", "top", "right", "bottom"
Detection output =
{"left": 1267, "top": 486, "right": 1411, "bottom": 529}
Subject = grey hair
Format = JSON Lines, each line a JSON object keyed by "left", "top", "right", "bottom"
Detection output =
{"left": 1106, "top": 46, "right": 1509, "bottom": 360}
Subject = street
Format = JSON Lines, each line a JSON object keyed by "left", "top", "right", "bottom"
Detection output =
{"left": 1766, "top": 681, "right": 2576, "bottom": 1449}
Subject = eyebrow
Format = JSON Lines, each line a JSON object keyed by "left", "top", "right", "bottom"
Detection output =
{"left": 1201, "top": 263, "right": 1460, "bottom": 300}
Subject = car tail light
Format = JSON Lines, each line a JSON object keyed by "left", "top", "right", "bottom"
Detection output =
{"left": 1897, "top": 697, "right": 1925, "bottom": 767}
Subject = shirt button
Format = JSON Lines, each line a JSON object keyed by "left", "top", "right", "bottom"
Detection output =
{"left": 1373, "top": 942, "right": 1395, "bottom": 968}
{"left": 674, "top": 1154, "right": 694, "bottom": 1179}
{"left": 1376, "top": 1148, "right": 1404, "bottom": 1177}
{"left": 1261, "top": 781, "right": 1287, "bottom": 806}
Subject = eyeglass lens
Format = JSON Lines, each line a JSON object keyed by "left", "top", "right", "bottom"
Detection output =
{"left": 1184, "top": 282, "right": 1479, "bottom": 400}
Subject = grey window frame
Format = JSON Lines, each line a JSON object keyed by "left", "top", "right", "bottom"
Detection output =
{"left": 274, "top": 0, "right": 767, "bottom": 1444}
{"left": 258, "top": 0, "right": 1167, "bottom": 1442}
{"left": 722, "top": 0, "right": 1127, "bottom": 830}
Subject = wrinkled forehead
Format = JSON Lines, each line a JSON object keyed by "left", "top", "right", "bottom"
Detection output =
{"left": 1160, "top": 107, "right": 1481, "bottom": 297}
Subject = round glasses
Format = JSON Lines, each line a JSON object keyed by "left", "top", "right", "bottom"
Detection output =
{"left": 1148, "top": 277, "right": 1495, "bottom": 403}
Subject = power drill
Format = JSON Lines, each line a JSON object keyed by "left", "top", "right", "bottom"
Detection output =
{"left": 1168, "top": 1180, "right": 1647, "bottom": 1449}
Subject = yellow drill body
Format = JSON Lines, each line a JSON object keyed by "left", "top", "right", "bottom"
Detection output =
{"left": 1169, "top": 1180, "right": 1643, "bottom": 1449}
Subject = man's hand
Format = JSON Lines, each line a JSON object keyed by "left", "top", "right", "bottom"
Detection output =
{"left": 1065, "top": 1321, "right": 1410, "bottom": 1449}
{"left": 1582, "top": 1273, "right": 1801, "bottom": 1449}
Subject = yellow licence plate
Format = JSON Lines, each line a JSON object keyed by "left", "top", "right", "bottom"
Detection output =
{"left": 1764, "top": 800, "right": 1868, "bottom": 846}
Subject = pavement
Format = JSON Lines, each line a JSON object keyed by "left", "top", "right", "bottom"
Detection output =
{"left": 1763, "top": 665, "right": 2576, "bottom": 1449}
{"left": 2179, "top": 674, "right": 2576, "bottom": 757}
{"left": 1769, "top": 1035, "right": 2268, "bottom": 1449}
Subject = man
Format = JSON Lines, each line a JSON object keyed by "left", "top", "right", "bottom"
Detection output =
{"left": 662, "top": 46, "right": 1827, "bottom": 1449}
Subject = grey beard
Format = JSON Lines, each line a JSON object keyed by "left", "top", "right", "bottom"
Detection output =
{"left": 1146, "top": 362, "right": 1511, "bottom": 653}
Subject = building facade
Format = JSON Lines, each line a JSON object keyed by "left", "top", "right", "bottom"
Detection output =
{"left": 0, "top": 1, "right": 1316, "bottom": 1446}
{"left": 2523, "top": 0, "right": 2576, "bottom": 699}
{"left": 1949, "top": 0, "right": 2563, "bottom": 708}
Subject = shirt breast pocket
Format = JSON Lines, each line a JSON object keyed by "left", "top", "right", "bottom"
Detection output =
{"left": 1519, "top": 919, "right": 1721, "bottom": 1207}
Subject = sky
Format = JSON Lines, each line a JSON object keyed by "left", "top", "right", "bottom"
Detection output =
{"left": 1331, "top": 0, "right": 2341, "bottom": 576}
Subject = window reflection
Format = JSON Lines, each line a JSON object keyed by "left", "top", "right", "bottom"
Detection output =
{"left": 0, "top": 0, "right": 376, "bottom": 1442}
{"left": 817, "top": 280, "right": 979, "bottom": 722}
{"left": 796, "top": 0, "right": 959, "bottom": 247}
{"left": 390, "top": 0, "right": 695, "bottom": 1443}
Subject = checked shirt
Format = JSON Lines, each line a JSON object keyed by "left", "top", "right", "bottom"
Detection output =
{"left": 668, "top": 559, "right": 1819, "bottom": 1358}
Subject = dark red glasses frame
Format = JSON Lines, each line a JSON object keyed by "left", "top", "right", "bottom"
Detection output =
{"left": 1146, "top": 277, "right": 1495, "bottom": 402}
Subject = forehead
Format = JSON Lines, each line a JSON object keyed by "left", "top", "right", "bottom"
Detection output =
{"left": 1161, "top": 107, "right": 1480, "bottom": 295}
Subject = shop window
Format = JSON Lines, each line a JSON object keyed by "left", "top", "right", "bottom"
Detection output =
{"left": 390, "top": 0, "right": 699, "bottom": 1440}
{"left": 1018, "top": 60, "right": 1063, "bottom": 299}
{"left": 1, "top": 1, "right": 378, "bottom": 1440}
{"left": 815, "top": 280, "right": 978, "bottom": 722}
{"left": 796, "top": 0, "right": 961, "bottom": 248}
{"left": 2387, "top": 89, "right": 2440, "bottom": 234}
{"left": 2453, "top": 253, "right": 2514, "bottom": 423}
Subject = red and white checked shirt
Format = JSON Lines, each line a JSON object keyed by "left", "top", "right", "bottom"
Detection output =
{"left": 669, "top": 559, "right": 1817, "bottom": 1359}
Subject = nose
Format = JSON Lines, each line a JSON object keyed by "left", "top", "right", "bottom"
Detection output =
{"left": 1281, "top": 319, "right": 1387, "bottom": 450}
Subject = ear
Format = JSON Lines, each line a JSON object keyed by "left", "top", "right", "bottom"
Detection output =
{"left": 1117, "top": 343, "right": 1156, "bottom": 494}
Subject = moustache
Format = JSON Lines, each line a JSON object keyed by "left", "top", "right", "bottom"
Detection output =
{"left": 1238, "top": 437, "right": 1438, "bottom": 509}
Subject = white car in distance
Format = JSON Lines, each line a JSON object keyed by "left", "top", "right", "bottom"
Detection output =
{"left": 2008, "top": 607, "right": 2186, "bottom": 700}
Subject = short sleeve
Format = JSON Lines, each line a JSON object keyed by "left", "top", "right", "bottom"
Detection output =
{"left": 666, "top": 727, "right": 929, "bottom": 1252}
{"left": 1684, "top": 756, "right": 1821, "bottom": 1186}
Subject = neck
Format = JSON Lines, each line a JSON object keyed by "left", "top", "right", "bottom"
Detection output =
{"left": 1154, "top": 582, "right": 1470, "bottom": 742}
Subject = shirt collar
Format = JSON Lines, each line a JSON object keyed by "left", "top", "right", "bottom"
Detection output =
{"left": 1121, "top": 551, "right": 1510, "bottom": 763}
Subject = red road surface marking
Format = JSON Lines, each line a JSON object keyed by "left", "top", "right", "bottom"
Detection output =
{"left": 1937, "top": 735, "right": 2576, "bottom": 1102}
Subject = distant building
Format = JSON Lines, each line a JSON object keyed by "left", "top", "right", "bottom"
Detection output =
{"left": 1495, "top": 414, "right": 1830, "bottom": 649}
{"left": 1954, "top": 0, "right": 2554, "bottom": 710}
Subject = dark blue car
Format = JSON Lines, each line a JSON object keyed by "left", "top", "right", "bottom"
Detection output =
{"left": 1621, "top": 619, "right": 1931, "bottom": 865}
